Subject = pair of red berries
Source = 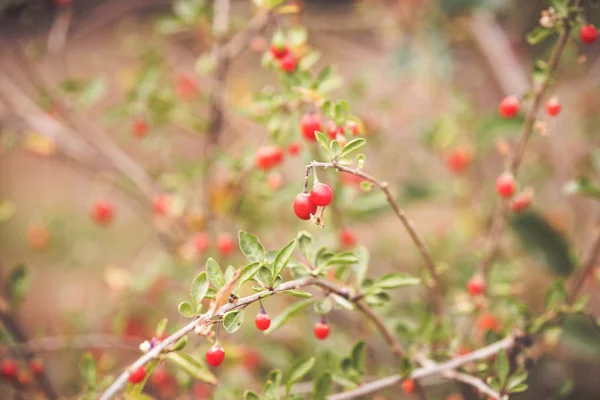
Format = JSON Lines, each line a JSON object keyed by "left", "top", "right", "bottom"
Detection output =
{"left": 192, "top": 232, "right": 235, "bottom": 257}
{"left": 270, "top": 44, "right": 297, "bottom": 73}
{"left": 499, "top": 96, "right": 561, "bottom": 119}
{"left": 293, "top": 183, "right": 334, "bottom": 220}
{"left": 495, "top": 173, "right": 532, "bottom": 212}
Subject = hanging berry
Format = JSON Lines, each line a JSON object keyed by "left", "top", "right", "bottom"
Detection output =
{"left": 293, "top": 193, "right": 317, "bottom": 220}
{"left": 309, "top": 183, "right": 333, "bottom": 207}
{"left": 499, "top": 96, "right": 520, "bottom": 119}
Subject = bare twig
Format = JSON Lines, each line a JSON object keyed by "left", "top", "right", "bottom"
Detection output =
{"left": 568, "top": 220, "right": 600, "bottom": 304}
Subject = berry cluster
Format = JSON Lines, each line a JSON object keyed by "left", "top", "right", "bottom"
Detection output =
{"left": 293, "top": 182, "right": 333, "bottom": 221}
{"left": 300, "top": 113, "right": 360, "bottom": 144}
{"left": 495, "top": 172, "right": 533, "bottom": 212}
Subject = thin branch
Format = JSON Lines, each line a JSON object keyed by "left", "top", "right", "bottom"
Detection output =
{"left": 308, "top": 161, "right": 443, "bottom": 316}
{"left": 0, "top": 334, "right": 140, "bottom": 355}
{"left": 568, "top": 220, "right": 600, "bottom": 304}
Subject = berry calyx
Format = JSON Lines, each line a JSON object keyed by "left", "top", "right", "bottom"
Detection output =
{"left": 546, "top": 97, "right": 561, "bottom": 117}
{"left": 340, "top": 228, "right": 357, "bottom": 248}
{"left": 270, "top": 44, "right": 289, "bottom": 59}
{"left": 128, "top": 366, "right": 146, "bottom": 384}
{"left": 193, "top": 232, "right": 211, "bottom": 254}
{"left": 217, "top": 234, "right": 234, "bottom": 257}
{"left": 255, "top": 146, "right": 284, "bottom": 170}
{"left": 29, "top": 359, "right": 44, "bottom": 376}
{"left": 132, "top": 118, "right": 149, "bottom": 139}
{"left": 279, "top": 54, "right": 297, "bottom": 73}
{"left": 1, "top": 359, "right": 18, "bottom": 380}
{"left": 293, "top": 193, "right": 317, "bottom": 220}
{"left": 309, "top": 183, "right": 333, "bottom": 207}
{"left": 313, "top": 322, "right": 330, "bottom": 340}
{"left": 580, "top": 24, "right": 598, "bottom": 44}
{"left": 206, "top": 345, "right": 225, "bottom": 367}
{"left": 287, "top": 142, "right": 301, "bottom": 156}
{"left": 510, "top": 189, "right": 533, "bottom": 213}
{"left": 445, "top": 147, "right": 473, "bottom": 174}
{"left": 255, "top": 313, "right": 271, "bottom": 331}
{"left": 91, "top": 200, "right": 115, "bottom": 226}
{"left": 152, "top": 195, "right": 170, "bottom": 216}
{"left": 300, "top": 114, "right": 322, "bottom": 142}
{"left": 496, "top": 172, "right": 516, "bottom": 198}
{"left": 467, "top": 276, "right": 485, "bottom": 296}
{"left": 401, "top": 379, "right": 415, "bottom": 394}
{"left": 499, "top": 96, "right": 520, "bottom": 119}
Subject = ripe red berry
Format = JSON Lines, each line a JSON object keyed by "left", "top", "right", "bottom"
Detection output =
{"left": 132, "top": 118, "right": 149, "bottom": 139}
{"left": 1, "top": 359, "right": 18, "bottom": 380}
{"left": 152, "top": 195, "right": 169, "bottom": 216}
{"left": 347, "top": 120, "right": 360, "bottom": 136}
{"left": 546, "top": 97, "right": 561, "bottom": 117}
{"left": 477, "top": 313, "right": 501, "bottom": 334}
{"left": 510, "top": 190, "right": 532, "bottom": 213}
{"left": 255, "top": 313, "right": 271, "bottom": 331}
{"left": 445, "top": 148, "right": 472, "bottom": 174}
{"left": 255, "top": 146, "right": 284, "bottom": 170}
{"left": 313, "top": 322, "right": 330, "bottom": 340}
{"left": 91, "top": 200, "right": 115, "bottom": 226}
{"left": 293, "top": 193, "right": 317, "bottom": 220}
{"left": 467, "top": 276, "right": 485, "bottom": 296}
{"left": 340, "top": 228, "right": 357, "bottom": 248}
{"left": 327, "top": 121, "right": 344, "bottom": 139}
{"left": 401, "top": 379, "right": 415, "bottom": 394}
{"left": 496, "top": 172, "right": 516, "bottom": 198}
{"left": 279, "top": 54, "right": 297, "bottom": 73}
{"left": 206, "top": 345, "right": 225, "bottom": 367}
{"left": 29, "top": 359, "right": 44, "bottom": 376}
{"left": 300, "top": 114, "right": 322, "bottom": 142}
{"left": 580, "top": 24, "right": 598, "bottom": 44}
{"left": 287, "top": 142, "right": 302, "bottom": 156}
{"left": 309, "top": 183, "right": 333, "bottom": 207}
{"left": 217, "top": 234, "right": 234, "bottom": 257}
{"left": 499, "top": 96, "right": 520, "bottom": 119}
{"left": 270, "top": 44, "right": 289, "bottom": 59}
{"left": 193, "top": 232, "right": 211, "bottom": 254}
{"left": 128, "top": 366, "right": 146, "bottom": 384}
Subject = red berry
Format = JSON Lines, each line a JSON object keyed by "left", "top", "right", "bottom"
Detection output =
{"left": 132, "top": 118, "right": 149, "bottom": 139}
{"left": 287, "top": 142, "right": 302, "bottom": 156}
{"left": 91, "top": 200, "right": 115, "bottom": 226}
{"left": 255, "top": 146, "right": 284, "bottom": 170}
{"left": 510, "top": 190, "right": 532, "bottom": 213}
{"left": 293, "top": 193, "right": 317, "bottom": 220}
{"left": 580, "top": 24, "right": 598, "bottom": 44}
{"left": 496, "top": 172, "right": 516, "bottom": 198}
{"left": 445, "top": 148, "right": 472, "bottom": 174}
{"left": 467, "top": 276, "right": 485, "bottom": 296}
{"left": 499, "top": 96, "right": 520, "bottom": 119}
{"left": 401, "top": 379, "right": 415, "bottom": 394}
{"left": 477, "top": 313, "right": 501, "bottom": 334}
{"left": 340, "top": 229, "right": 357, "bottom": 248}
{"left": 206, "top": 345, "right": 225, "bottom": 367}
{"left": 128, "top": 366, "right": 146, "bottom": 384}
{"left": 29, "top": 359, "right": 44, "bottom": 376}
{"left": 217, "top": 234, "right": 234, "bottom": 257}
{"left": 313, "top": 322, "right": 330, "bottom": 340}
{"left": 280, "top": 54, "right": 297, "bottom": 73}
{"left": 347, "top": 120, "right": 360, "bottom": 136}
{"left": 270, "top": 44, "right": 289, "bottom": 59}
{"left": 546, "top": 97, "right": 561, "bottom": 117}
{"left": 327, "top": 121, "right": 343, "bottom": 139}
{"left": 193, "top": 232, "right": 211, "bottom": 254}
{"left": 1, "top": 359, "right": 18, "bottom": 380}
{"left": 300, "top": 114, "right": 322, "bottom": 142}
{"left": 255, "top": 313, "right": 271, "bottom": 331}
{"left": 152, "top": 195, "right": 170, "bottom": 216}
{"left": 309, "top": 183, "right": 333, "bottom": 207}
{"left": 176, "top": 74, "right": 198, "bottom": 100}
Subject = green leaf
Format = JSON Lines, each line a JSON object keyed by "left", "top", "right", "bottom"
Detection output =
{"left": 297, "top": 231, "right": 314, "bottom": 264}
{"left": 496, "top": 349, "right": 509, "bottom": 386}
{"left": 244, "top": 390, "right": 260, "bottom": 400}
{"left": 166, "top": 353, "right": 217, "bottom": 385}
{"left": 273, "top": 239, "right": 297, "bottom": 278}
{"left": 206, "top": 258, "right": 226, "bottom": 289}
{"left": 281, "top": 289, "right": 312, "bottom": 298}
{"left": 354, "top": 247, "right": 369, "bottom": 286}
{"left": 325, "top": 252, "right": 359, "bottom": 267}
{"left": 171, "top": 336, "right": 188, "bottom": 352}
{"left": 364, "top": 292, "right": 391, "bottom": 307}
{"left": 374, "top": 273, "right": 420, "bottom": 289}
{"left": 178, "top": 301, "right": 195, "bottom": 318}
{"left": 312, "top": 372, "right": 332, "bottom": 400}
{"left": 332, "top": 294, "right": 354, "bottom": 310}
{"left": 506, "top": 370, "right": 528, "bottom": 390}
{"left": 155, "top": 318, "right": 168, "bottom": 337}
{"left": 313, "top": 298, "right": 332, "bottom": 315}
{"left": 264, "top": 299, "right": 313, "bottom": 334}
{"left": 351, "top": 341, "right": 366, "bottom": 375}
{"left": 6, "top": 264, "right": 29, "bottom": 306}
{"left": 239, "top": 231, "right": 265, "bottom": 263}
{"left": 526, "top": 27, "right": 554, "bottom": 45}
{"left": 510, "top": 212, "right": 575, "bottom": 277}
{"left": 563, "top": 177, "right": 600, "bottom": 200}
{"left": 315, "top": 132, "right": 330, "bottom": 154}
{"left": 80, "top": 353, "right": 97, "bottom": 389}
{"left": 286, "top": 357, "right": 315, "bottom": 395}
{"left": 190, "top": 272, "right": 209, "bottom": 307}
{"left": 224, "top": 265, "right": 236, "bottom": 282}
{"left": 223, "top": 310, "right": 245, "bottom": 334}
{"left": 330, "top": 140, "right": 342, "bottom": 161}
{"left": 78, "top": 78, "right": 106, "bottom": 108}
{"left": 510, "top": 383, "right": 529, "bottom": 393}
{"left": 236, "top": 262, "right": 262, "bottom": 291}
{"left": 340, "top": 138, "right": 366, "bottom": 159}
{"left": 316, "top": 66, "right": 333, "bottom": 84}
{"left": 255, "top": 266, "right": 273, "bottom": 287}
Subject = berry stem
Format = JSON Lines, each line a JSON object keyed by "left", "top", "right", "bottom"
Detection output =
{"left": 258, "top": 299, "right": 266, "bottom": 314}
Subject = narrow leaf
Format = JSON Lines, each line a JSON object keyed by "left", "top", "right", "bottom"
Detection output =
{"left": 315, "top": 131, "right": 329, "bottom": 154}
{"left": 351, "top": 341, "right": 366, "bottom": 375}
{"left": 286, "top": 357, "right": 315, "bottom": 395}
{"left": 273, "top": 239, "right": 297, "bottom": 278}
{"left": 496, "top": 349, "right": 509, "bottom": 386}
{"left": 374, "top": 273, "right": 420, "bottom": 289}
{"left": 330, "top": 140, "right": 342, "bottom": 161}
{"left": 281, "top": 289, "right": 313, "bottom": 298}
{"left": 264, "top": 299, "right": 313, "bottom": 334}
{"left": 155, "top": 318, "right": 168, "bottom": 337}
{"left": 312, "top": 372, "right": 332, "bottom": 400}
{"left": 354, "top": 246, "right": 369, "bottom": 287}
{"left": 340, "top": 138, "right": 366, "bottom": 159}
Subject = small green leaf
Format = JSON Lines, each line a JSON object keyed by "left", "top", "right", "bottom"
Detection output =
{"left": 496, "top": 349, "right": 509, "bottom": 386}
{"left": 351, "top": 341, "right": 366, "bottom": 375}
{"left": 354, "top": 247, "right": 369, "bottom": 287}
{"left": 340, "top": 138, "right": 366, "bottom": 159}
{"left": 255, "top": 266, "right": 273, "bottom": 287}
{"left": 332, "top": 294, "right": 354, "bottom": 310}
{"left": 244, "top": 390, "right": 260, "bottom": 400}
{"left": 315, "top": 132, "right": 330, "bottom": 154}
{"left": 178, "top": 301, "right": 195, "bottom": 318}
{"left": 313, "top": 298, "right": 332, "bottom": 315}
{"left": 155, "top": 318, "right": 168, "bottom": 337}
{"left": 526, "top": 27, "right": 554, "bottom": 45}
{"left": 510, "top": 383, "right": 529, "bottom": 393}
{"left": 223, "top": 310, "right": 245, "bottom": 334}
{"left": 281, "top": 289, "right": 312, "bottom": 298}
{"left": 171, "top": 336, "right": 188, "bottom": 352}
{"left": 374, "top": 273, "right": 420, "bottom": 289}
{"left": 273, "top": 239, "right": 297, "bottom": 278}
{"left": 239, "top": 231, "right": 265, "bottom": 263}
{"left": 325, "top": 252, "right": 359, "bottom": 267}
{"left": 6, "top": 265, "right": 29, "bottom": 307}
{"left": 330, "top": 140, "right": 342, "bottom": 161}
{"left": 224, "top": 265, "right": 236, "bottom": 282}
{"left": 190, "top": 272, "right": 209, "bottom": 307}
{"left": 312, "top": 372, "right": 332, "bottom": 400}
{"left": 236, "top": 262, "right": 262, "bottom": 291}
{"left": 206, "top": 258, "right": 225, "bottom": 289}
{"left": 264, "top": 299, "right": 313, "bottom": 334}
{"left": 166, "top": 353, "right": 217, "bottom": 385}
{"left": 363, "top": 292, "right": 391, "bottom": 307}
{"left": 297, "top": 231, "right": 314, "bottom": 264}
{"left": 80, "top": 353, "right": 97, "bottom": 389}
{"left": 286, "top": 357, "right": 315, "bottom": 395}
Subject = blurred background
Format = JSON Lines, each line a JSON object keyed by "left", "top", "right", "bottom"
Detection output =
{"left": 0, "top": 0, "right": 600, "bottom": 398}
